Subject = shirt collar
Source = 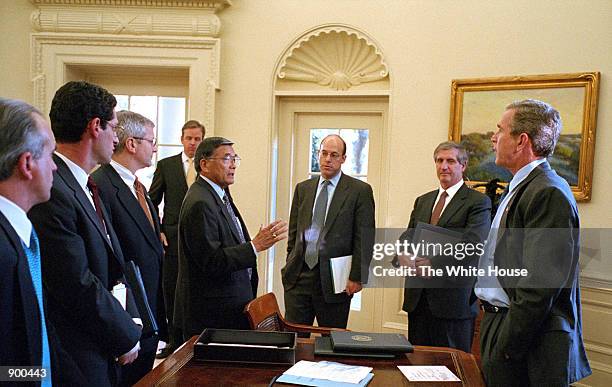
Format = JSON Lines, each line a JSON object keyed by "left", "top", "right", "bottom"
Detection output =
{"left": 55, "top": 151, "right": 89, "bottom": 191}
{"left": 319, "top": 171, "right": 342, "bottom": 187}
{"left": 182, "top": 152, "right": 192, "bottom": 163}
{"left": 0, "top": 194, "right": 32, "bottom": 247}
{"left": 201, "top": 175, "right": 226, "bottom": 200}
{"left": 509, "top": 158, "right": 546, "bottom": 193}
{"left": 439, "top": 179, "right": 464, "bottom": 199}
{"left": 110, "top": 159, "right": 136, "bottom": 187}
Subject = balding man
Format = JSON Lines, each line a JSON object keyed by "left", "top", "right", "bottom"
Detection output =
{"left": 282, "top": 134, "right": 375, "bottom": 330}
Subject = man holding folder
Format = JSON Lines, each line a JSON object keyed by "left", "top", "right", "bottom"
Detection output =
{"left": 282, "top": 134, "right": 375, "bottom": 329}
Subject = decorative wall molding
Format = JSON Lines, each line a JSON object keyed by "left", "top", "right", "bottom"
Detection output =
{"left": 31, "top": 32, "right": 219, "bottom": 130}
{"left": 31, "top": 5, "right": 224, "bottom": 36}
{"left": 276, "top": 24, "right": 389, "bottom": 91}
{"left": 30, "top": 0, "right": 231, "bottom": 11}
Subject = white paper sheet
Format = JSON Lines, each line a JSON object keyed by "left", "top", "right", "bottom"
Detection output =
{"left": 397, "top": 365, "right": 460, "bottom": 382}
{"left": 330, "top": 255, "right": 352, "bottom": 294}
{"left": 284, "top": 360, "right": 372, "bottom": 384}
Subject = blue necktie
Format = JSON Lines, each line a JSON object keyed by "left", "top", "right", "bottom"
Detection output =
{"left": 22, "top": 229, "right": 52, "bottom": 386}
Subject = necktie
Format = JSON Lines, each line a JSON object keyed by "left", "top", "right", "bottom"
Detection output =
{"left": 304, "top": 180, "right": 330, "bottom": 269}
{"left": 186, "top": 158, "right": 196, "bottom": 187}
{"left": 223, "top": 193, "right": 251, "bottom": 278}
{"left": 21, "top": 229, "right": 52, "bottom": 386}
{"left": 87, "top": 176, "right": 107, "bottom": 232}
{"left": 134, "top": 177, "right": 155, "bottom": 230}
{"left": 430, "top": 190, "right": 448, "bottom": 226}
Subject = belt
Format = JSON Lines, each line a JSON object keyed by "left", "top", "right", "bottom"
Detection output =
{"left": 480, "top": 300, "right": 509, "bottom": 313}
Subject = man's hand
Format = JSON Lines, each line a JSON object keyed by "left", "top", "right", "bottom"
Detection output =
{"left": 160, "top": 232, "right": 168, "bottom": 247}
{"left": 252, "top": 219, "right": 288, "bottom": 252}
{"left": 345, "top": 280, "right": 362, "bottom": 296}
{"left": 397, "top": 253, "right": 416, "bottom": 271}
{"left": 117, "top": 341, "right": 140, "bottom": 365}
{"left": 414, "top": 257, "right": 432, "bottom": 279}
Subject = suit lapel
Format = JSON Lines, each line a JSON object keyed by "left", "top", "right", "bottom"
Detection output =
{"left": 104, "top": 165, "right": 161, "bottom": 255}
{"left": 419, "top": 190, "right": 438, "bottom": 223}
{"left": 321, "top": 174, "right": 350, "bottom": 239}
{"left": 172, "top": 154, "right": 189, "bottom": 194}
{"left": 54, "top": 156, "right": 116, "bottom": 253}
{"left": 0, "top": 214, "right": 41, "bottom": 366}
{"left": 200, "top": 178, "right": 243, "bottom": 244}
{"left": 298, "top": 178, "right": 319, "bottom": 233}
{"left": 437, "top": 183, "right": 468, "bottom": 226}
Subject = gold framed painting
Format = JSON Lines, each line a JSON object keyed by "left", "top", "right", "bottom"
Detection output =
{"left": 449, "top": 72, "right": 600, "bottom": 201}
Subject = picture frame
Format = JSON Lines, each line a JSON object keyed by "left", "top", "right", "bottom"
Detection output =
{"left": 449, "top": 72, "right": 600, "bottom": 201}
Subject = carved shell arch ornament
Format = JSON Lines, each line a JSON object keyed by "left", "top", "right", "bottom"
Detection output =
{"left": 277, "top": 25, "right": 389, "bottom": 91}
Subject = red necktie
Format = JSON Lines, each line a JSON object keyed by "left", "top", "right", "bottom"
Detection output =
{"left": 87, "top": 176, "right": 107, "bottom": 231}
{"left": 430, "top": 190, "right": 448, "bottom": 226}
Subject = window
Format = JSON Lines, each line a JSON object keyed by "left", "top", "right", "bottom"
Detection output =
{"left": 115, "top": 95, "right": 186, "bottom": 188}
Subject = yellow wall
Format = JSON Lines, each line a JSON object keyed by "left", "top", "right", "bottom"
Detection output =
{"left": 1, "top": 0, "right": 611, "bottom": 384}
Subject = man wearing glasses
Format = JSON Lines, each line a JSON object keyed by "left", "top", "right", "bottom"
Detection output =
{"left": 174, "top": 137, "right": 288, "bottom": 337}
{"left": 91, "top": 110, "right": 168, "bottom": 385}
{"left": 282, "top": 134, "right": 375, "bottom": 330}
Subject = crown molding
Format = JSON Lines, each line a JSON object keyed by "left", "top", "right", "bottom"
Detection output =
{"left": 30, "top": 0, "right": 231, "bottom": 11}
{"left": 31, "top": 0, "right": 230, "bottom": 37}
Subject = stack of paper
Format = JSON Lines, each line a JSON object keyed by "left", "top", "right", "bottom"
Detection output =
{"left": 277, "top": 360, "right": 373, "bottom": 386}
{"left": 397, "top": 365, "right": 460, "bottom": 382}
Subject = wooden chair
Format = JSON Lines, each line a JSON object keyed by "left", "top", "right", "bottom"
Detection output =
{"left": 243, "top": 292, "right": 346, "bottom": 335}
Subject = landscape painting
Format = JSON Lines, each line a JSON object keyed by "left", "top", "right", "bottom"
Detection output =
{"left": 449, "top": 72, "right": 600, "bottom": 201}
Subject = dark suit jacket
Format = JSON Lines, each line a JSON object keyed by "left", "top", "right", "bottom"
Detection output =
{"left": 282, "top": 173, "right": 375, "bottom": 304}
{"left": 28, "top": 155, "right": 141, "bottom": 386}
{"left": 149, "top": 153, "right": 188, "bottom": 256}
{"left": 174, "top": 176, "right": 258, "bottom": 337}
{"left": 490, "top": 161, "right": 590, "bottom": 383}
{"left": 0, "top": 213, "right": 43, "bottom": 385}
{"left": 92, "top": 164, "right": 169, "bottom": 350}
{"left": 401, "top": 183, "right": 491, "bottom": 319}
{"left": 0, "top": 213, "right": 86, "bottom": 386}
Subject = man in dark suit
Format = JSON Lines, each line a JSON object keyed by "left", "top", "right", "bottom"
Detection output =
{"left": 149, "top": 120, "right": 203, "bottom": 357}
{"left": 397, "top": 141, "right": 491, "bottom": 352}
{"left": 29, "top": 81, "right": 142, "bottom": 386}
{"left": 92, "top": 110, "right": 168, "bottom": 385}
{"left": 475, "top": 99, "right": 591, "bottom": 386}
{"left": 0, "top": 98, "right": 57, "bottom": 386}
{"left": 282, "top": 134, "right": 375, "bottom": 329}
{"left": 174, "top": 137, "right": 287, "bottom": 338}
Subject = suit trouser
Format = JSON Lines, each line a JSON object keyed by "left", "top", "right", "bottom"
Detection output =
{"left": 284, "top": 264, "right": 351, "bottom": 331}
{"left": 119, "top": 342, "right": 156, "bottom": 386}
{"left": 407, "top": 290, "right": 474, "bottom": 353}
{"left": 162, "top": 252, "right": 182, "bottom": 349}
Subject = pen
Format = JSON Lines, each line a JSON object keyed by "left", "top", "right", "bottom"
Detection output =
{"left": 267, "top": 374, "right": 280, "bottom": 386}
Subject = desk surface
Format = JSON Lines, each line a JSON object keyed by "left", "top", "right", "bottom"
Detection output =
{"left": 136, "top": 336, "right": 484, "bottom": 386}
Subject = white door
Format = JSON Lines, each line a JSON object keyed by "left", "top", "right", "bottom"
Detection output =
{"left": 273, "top": 97, "right": 387, "bottom": 331}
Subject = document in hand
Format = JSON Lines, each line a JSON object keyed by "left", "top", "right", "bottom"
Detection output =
{"left": 124, "top": 260, "right": 159, "bottom": 338}
{"left": 330, "top": 255, "right": 352, "bottom": 294}
{"left": 330, "top": 331, "right": 413, "bottom": 354}
{"left": 413, "top": 222, "right": 463, "bottom": 258}
{"left": 276, "top": 360, "right": 373, "bottom": 386}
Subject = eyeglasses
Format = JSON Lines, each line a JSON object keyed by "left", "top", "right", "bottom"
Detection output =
{"left": 207, "top": 155, "right": 241, "bottom": 166}
{"left": 319, "top": 150, "right": 342, "bottom": 160}
{"left": 133, "top": 136, "right": 157, "bottom": 147}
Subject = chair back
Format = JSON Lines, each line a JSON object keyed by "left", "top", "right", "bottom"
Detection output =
{"left": 244, "top": 292, "right": 284, "bottom": 331}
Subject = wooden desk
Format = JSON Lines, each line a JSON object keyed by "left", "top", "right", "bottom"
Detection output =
{"left": 136, "top": 336, "right": 484, "bottom": 386}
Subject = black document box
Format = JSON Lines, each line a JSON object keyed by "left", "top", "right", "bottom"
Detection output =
{"left": 194, "top": 329, "right": 296, "bottom": 365}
